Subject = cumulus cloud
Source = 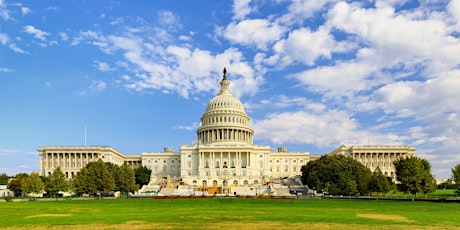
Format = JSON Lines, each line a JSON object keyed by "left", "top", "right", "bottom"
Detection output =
{"left": 23, "top": 25, "right": 49, "bottom": 41}
{"left": 289, "top": 60, "right": 379, "bottom": 100}
{"left": 269, "top": 27, "right": 355, "bottom": 67}
{"left": 80, "top": 29, "right": 260, "bottom": 98}
{"left": 278, "top": 0, "right": 338, "bottom": 24}
{"left": 232, "top": 0, "right": 252, "bottom": 20}
{"left": 253, "top": 110, "right": 366, "bottom": 147}
{"left": 221, "top": 19, "right": 285, "bottom": 50}
{"left": 326, "top": 1, "right": 459, "bottom": 77}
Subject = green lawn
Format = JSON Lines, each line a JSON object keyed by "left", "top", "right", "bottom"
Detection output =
{"left": 372, "top": 189, "right": 458, "bottom": 198}
{"left": 1, "top": 198, "right": 459, "bottom": 229}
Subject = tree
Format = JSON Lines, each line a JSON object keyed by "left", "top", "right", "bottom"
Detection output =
{"left": 74, "top": 167, "right": 96, "bottom": 195}
{"left": 73, "top": 159, "right": 115, "bottom": 196}
{"left": 368, "top": 167, "right": 391, "bottom": 198}
{"left": 7, "top": 173, "right": 29, "bottom": 196}
{"left": 301, "top": 155, "right": 372, "bottom": 196}
{"left": 420, "top": 159, "right": 436, "bottom": 196}
{"left": 0, "top": 173, "right": 9, "bottom": 185}
{"left": 22, "top": 172, "right": 45, "bottom": 197}
{"left": 117, "top": 163, "right": 138, "bottom": 196}
{"left": 394, "top": 157, "right": 435, "bottom": 201}
{"left": 45, "top": 167, "right": 68, "bottom": 197}
{"left": 106, "top": 162, "right": 121, "bottom": 190}
{"left": 135, "top": 166, "right": 152, "bottom": 187}
{"left": 8, "top": 178, "right": 24, "bottom": 196}
{"left": 89, "top": 159, "right": 115, "bottom": 193}
{"left": 451, "top": 163, "right": 460, "bottom": 195}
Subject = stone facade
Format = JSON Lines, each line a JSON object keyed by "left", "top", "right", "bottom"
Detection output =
{"left": 329, "top": 145, "right": 415, "bottom": 179}
{"left": 38, "top": 69, "right": 415, "bottom": 189}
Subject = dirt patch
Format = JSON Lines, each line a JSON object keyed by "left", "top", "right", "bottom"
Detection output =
{"left": 25, "top": 214, "right": 72, "bottom": 218}
{"left": 125, "top": 221, "right": 146, "bottom": 225}
{"left": 357, "top": 214, "right": 415, "bottom": 223}
{"left": 180, "top": 215, "right": 213, "bottom": 220}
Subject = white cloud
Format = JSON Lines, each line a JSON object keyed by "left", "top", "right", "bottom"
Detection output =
{"left": 0, "top": 0, "right": 10, "bottom": 20}
{"left": 23, "top": 25, "right": 49, "bottom": 41}
{"left": 94, "top": 60, "right": 113, "bottom": 72}
{"left": 278, "top": 0, "right": 338, "bottom": 25}
{"left": 326, "top": 1, "right": 459, "bottom": 77}
{"left": 253, "top": 110, "right": 361, "bottom": 147}
{"left": 374, "top": 69, "right": 460, "bottom": 125}
{"left": 157, "top": 10, "right": 180, "bottom": 31}
{"left": 289, "top": 60, "right": 379, "bottom": 100}
{"left": 8, "top": 43, "right": 26, "bottom": 53}
{"left": 245, "top": 95, "right": 327, "bottom": 114}
{"left": 21, "top": 6, "right": 31, "bottom": 15}
{"left": 174, "top": 122, "right": 200, "bottom": 131}
{"left": 270, "top": 27, "right": 355, "bottom": 67}
{"left": 0, "top": 67, "right": 13, "bottom": 73}
{"left": 0, "top": 148, "right": 18, "bottom": 155}
{"left": 89, "top": 80, "right": 107, "bottom": 91}
{"left": 0, "top": 32, "right": 7, "bottom": 44}
{"left": 0, "top": 32, "right": 27, "bottom": 53}
{"left": 221, "top": 19, "right": 285, "bottom": 50}
{"left": 448, "top": 0, "right": 460, "bottom": 28}
{"left": 232, "top": 0, "right": 252, "bottom": 20}
{"left": 59, "top": 32, "right": 68, "bottom": 41}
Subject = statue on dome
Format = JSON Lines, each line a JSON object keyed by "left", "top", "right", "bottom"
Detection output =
{"left": 223, "top": 67, "right": 227, "bottom": 80}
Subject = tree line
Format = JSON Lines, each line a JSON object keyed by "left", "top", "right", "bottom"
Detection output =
{"left": 2, "top": 157, "right": 460, "bottom": 198}
{"left": 301, "top": 155, "right": 460, "bottom": 199}
{"left": 3, "top": 159, "right": 152, "bottom": 197}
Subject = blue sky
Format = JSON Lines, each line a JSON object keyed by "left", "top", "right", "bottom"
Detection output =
{"left": 1, "top": 0, "right": 460, "bottom": 178}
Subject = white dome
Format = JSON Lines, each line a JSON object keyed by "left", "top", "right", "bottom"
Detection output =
{"left": 205, "top": 79, "right": 245, "bottom": 114}
{"left": 197, "top": 69, "right": 254, "bottom": 145}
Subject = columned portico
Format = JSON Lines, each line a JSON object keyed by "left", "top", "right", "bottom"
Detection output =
{"left": 38, "top": 146, "right": 126, "bottom": 179}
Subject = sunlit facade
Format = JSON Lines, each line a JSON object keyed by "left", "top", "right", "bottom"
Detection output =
{"left": 38, "top": 69, "right": 414, "bottom": 192}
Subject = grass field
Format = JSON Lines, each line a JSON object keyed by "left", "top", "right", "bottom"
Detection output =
{"left": 1, "top": 197, "right": 459, "bottom": 229}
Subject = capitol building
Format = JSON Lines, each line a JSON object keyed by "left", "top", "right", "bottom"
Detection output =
{"left": 38, "top": 69, "right": 415, "bottom": 195}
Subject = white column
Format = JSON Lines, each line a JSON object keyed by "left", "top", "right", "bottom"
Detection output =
{"left": 236, "top": 152, "right": 240, "bottom": 168}
{"left": 45, "top": 153, "right": 49, "bottom": 168}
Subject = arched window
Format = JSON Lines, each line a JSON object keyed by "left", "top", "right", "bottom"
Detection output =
{"left": 192, "top": 180, "right": 197, "bottom": 184}
{"left": 243, "top": 180, "right": 248, "bottom": 185}
{"left": 254, "top": 180, "right": 259, "bottom": 184}
{"left": 213, "top": 180, "right": 218, "bottom": 186}
{"left": 216, "top": 161, "right": 220, "bottom": 168}
{"left": 202, "top": 180, "right": 207, "bottom": 186}
{"left": 233, "top": 180, "right": 238, "bottom": 185}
